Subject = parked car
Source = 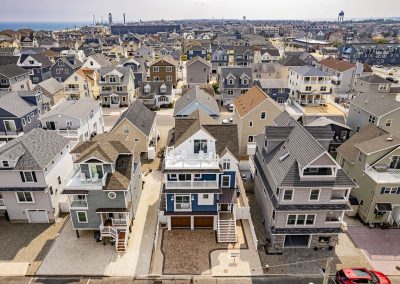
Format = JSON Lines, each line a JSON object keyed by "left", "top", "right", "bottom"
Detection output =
{"left": 386, "top": 77, "right": 399, "bottom": 83}
{"left": 336, "top": 268, "right": 391, "bottom": 284}
{"left": 222, "top": 117, "right": 233, "bottom": 124}
{"left": 228, "top": 104, "right": 234, "bottom": 112}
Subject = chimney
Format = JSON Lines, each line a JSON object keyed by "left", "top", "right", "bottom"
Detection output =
{"left": 123, "top": 13, "right": 126, "bottom": 25}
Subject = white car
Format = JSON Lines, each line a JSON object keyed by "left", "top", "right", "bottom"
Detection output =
{"left": 228, "top": 104, "right": 234, "bottom": 112}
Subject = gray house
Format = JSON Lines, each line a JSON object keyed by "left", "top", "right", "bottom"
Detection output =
{"left": 63, "top": 133, "right": 142, "bottom": 252}
{"left": 0, "top": 128, "right": 74, "bottom": 223}
{"left": 50, "top": 57, "right": 83, "bottom": 83}
{"left": 218, "top": 66, "right": 252, "bottom": 105}
{"left": 251, "top": 114, "right": 355, "bottom": 252}
{"left": 137, "top": 81, "right": 174, "bottom": 107}
{"left": 0, "top": 64, "right": 32, "bottom": 91}
{"left": 186, "top": 56, "right": 211, "bottom": 87}
{"left": 346, "top": 92, "right": 400, "bottom": 136}
{"left": 174, "top": 86, "right": 220, "bottom": 117}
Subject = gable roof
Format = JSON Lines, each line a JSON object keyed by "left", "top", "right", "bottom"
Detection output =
{"left": 0, "top": 91, "right": 37, "bottom": 117}
{"left": 186, "top": 56, "right": 212, "bottom": 68}
{"left": 39, "top": 98, "right": 99, "bottom": 120}
{"left": 86, "top": 53, "right": 114, "bottom": 67}
{"left": 36, "top": 77, "right": 64, "bottom": 94}
{"left": 111, "top": 100, "right": 156, "bottom": 137}
{"left": 337, "top": 124, "right": 391, "bottom": 163}
{"left": 20, "top": 53, "right": 53, "bottom": 68}
{"left": 0, "top": 128, "right": 70, "bottom": 170}
{"left": 233, "top": 85, "right": 268, "bottom": 117}
{"left": 318, "top": 58, "right": 356, "bottom": 72}
{"left": 150, "top": 55, "right": 178, "bottom": 67}
{"left": 0, "top": 64, "right": 30, "bottom": 78}
{"left": 170, "top": 109, "right": 239, "bottom": 159}
{"left": 290, "top": 66, "right": 331, "bottom": 77}
{"left": 350, "top": 93, "right": 400, "bottom": 117}
{"left": 277, "top": 56, "right": 308, "bottom": 67}
{"left": 174, "top": 86, "right": 219, "bottom": 117}
{"left": 358, "top": 74, "right": 390, "bottom": 84}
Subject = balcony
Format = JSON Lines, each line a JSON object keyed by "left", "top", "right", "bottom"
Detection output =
{"left": 164, "top": 180, "right": 219, "bottom": 189}
{"left": 69, "top": 197, "right": 88, "bottom": 209}
{"left": 47, "top": 129, "right": 79, "bottom": 139}
{"left": 66, "top": 170, "right": 108, "bottom": 190}
{"left": 64, "top": 87, "right": 80, "bottom": 93}
{"left": 0, "top": 198, "right": 5, "bottom": 207}
{"left": 164, "top": 147, "right": 220, "bottom": 170}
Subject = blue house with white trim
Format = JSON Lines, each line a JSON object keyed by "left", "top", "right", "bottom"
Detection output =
{"left": 160, "top": 109, "right": 239, "bottom": 242}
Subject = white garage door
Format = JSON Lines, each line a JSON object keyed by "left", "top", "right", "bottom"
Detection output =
{"left": 27, "top": 210, "right": 49, "bottom": 223}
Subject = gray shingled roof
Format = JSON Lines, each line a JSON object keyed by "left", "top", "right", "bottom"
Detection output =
{"left": 0, "top": 128, "right": 70, "bottom": 170}
{"left": 0, "top": 91, "right": 37, "bottom": 117}
{"left": 39, "top": 98, "right": 100, "bottom": 120}
{"left": 36, "top": 77, "right": 64, "bottom": 94}
{"left": 290, "top": 66, "right": 331, "bottom": 77}
{"left": 358, "top": 74, "right": 391, "bottom": 84}
{"left": 0, "top": 64, "right": 30, "bottom": 78}
{"left": 98, "top": 67, "right": 132, "bottom": 86}
{"left": 174, "top": 87, "right": 220, "bottom": 117}
{"left": 350, "top": 93, "right": 400, "bottom": 117}
{"left": 111, "top": 100, "right": 156, "bottom": 136}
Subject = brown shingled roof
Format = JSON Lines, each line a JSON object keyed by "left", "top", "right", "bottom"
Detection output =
{"left": 233, "top": 85, "right": 268, "bottom": 117}
{"left": 318, "top": 58, "right": 356, "bottom": 72}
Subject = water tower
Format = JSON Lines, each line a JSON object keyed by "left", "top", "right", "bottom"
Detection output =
{"left": 338, "top": 11, "right": 344, "bottom": 22}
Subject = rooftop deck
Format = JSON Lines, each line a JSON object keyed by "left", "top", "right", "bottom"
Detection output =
{"left": 164, "top": 147, "right": 220, "bottom": 170}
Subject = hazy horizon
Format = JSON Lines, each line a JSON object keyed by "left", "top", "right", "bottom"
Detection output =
{"left": 1, "top": 0, "right": 400, "bottom": 23}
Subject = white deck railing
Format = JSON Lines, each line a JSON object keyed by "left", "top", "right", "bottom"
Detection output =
{"left": 364, "top": 165, "right": 400, "bottom": 183}
{"left": 112, "top": 218, "right": 128, "bottom": 227}
{"left": 164, "top": 147, "right": 220, "bottom": 169}
{"left": 48, "top": 129, "right": 79, "bottom": 139}
{"left": 164, "top": 180, "right": 219, "bottom": 189}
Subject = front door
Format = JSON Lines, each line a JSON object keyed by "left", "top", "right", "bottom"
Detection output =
{"left": 220, "top": 204, "right": 229, "bottom": 211}
{"left": 111, "top": 95, "right": 119, "bottom": 105}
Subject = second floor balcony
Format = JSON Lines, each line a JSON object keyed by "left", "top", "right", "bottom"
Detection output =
{"left": 364, "top": 164, "right": 400, "bottom": 183}
{"left": 66, "top": 168, "right": 108, "bottom": 190}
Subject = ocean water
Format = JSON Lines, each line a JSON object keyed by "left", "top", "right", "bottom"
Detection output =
{"left": 0, "top": 22, "right": 92, "bottom": 31}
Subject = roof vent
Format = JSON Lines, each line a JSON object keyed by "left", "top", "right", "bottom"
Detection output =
{"left": 279, "top": 152, "right": 290, "bottom": 161}
{"left": 365, "top": 99, "right": 368, "bottom": 105}
{"left": 387, "top": 135, "right": 393, "bottom": 142}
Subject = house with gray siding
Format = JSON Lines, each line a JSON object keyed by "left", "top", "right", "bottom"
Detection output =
{"left": 251, "top": 113, "right": 356, "bottom": 252}
{"left": 218, "top": 66, "right": 252, "bottom": 105}
{"left": 50, "top": 57, "right": 83, "bottom": 83}
{"left": 159, "top": 110, "right": 239, "bottom": 242}
{"left": 0, "top": 90, "right": 48, "bottom": 141}
{"left": 0, "top": 128, "right": 74, "bottom": 223}
{"left": 186, "top": 56, "right": 211, "bottom": 87}
{"left": 137, "top": 81, "right": 174, "bottom": 107}
{"left": 0, "top": 64, "right": 32, "bottom": 91}
{"left": 174, "top": 86, "right": 219, "bottom": 117}
{"left": 63, "top": 133, "right": 142, "bottom": 252}
{"left": 346, "top": 92, "right": 400, "bottom": 136}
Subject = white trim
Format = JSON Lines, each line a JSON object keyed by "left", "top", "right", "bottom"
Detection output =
{"left": 76, "top": 211, "right": 88, "bottom": 223}
{"left": 16, "top": 191, "right": 35, "bottom": 203}
{"left": 308, "top": 189, "right": 320, "bottom": 201}
{"left": 26, "top": 209, "right": 49, "bottom": 223}
{"left": 286, "top": 213, "right": 316, "bottom": 226}
{"left": 174, "top": 194, "right": 191, "bottom": 212}
{"left": 282, "top": 189, "right": 293, "bottom": 201}
{"left": 221, "top": 175, "right": 231, "bottom": 188}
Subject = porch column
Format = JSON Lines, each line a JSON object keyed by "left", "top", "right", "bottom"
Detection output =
{"left": 167, "top": 216, "right": 171, "bottom": 230}
{"left": 213, "top": 216, "right": 218, "bottom": 230}
{"left": 190, "top": 216, "right": 194, "bottom": 230}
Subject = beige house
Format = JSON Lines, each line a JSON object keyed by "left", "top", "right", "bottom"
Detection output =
{"left": 233, "top": 86, "right": 283, "bottom": 156}
{"left": 63, "top": 68, "right": 100, "bottom": 100}
{"left": 110, "top": 100, "right": 158, "bottom": 159}
{"left": 337, "top": 123, "right": 400, "bottom": 226}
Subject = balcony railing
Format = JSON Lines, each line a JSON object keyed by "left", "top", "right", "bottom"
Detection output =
{"left": 164, "top": 147, "right": 220, "bottom": 169}
{"left": 70, "top": 199, "right": 88, "bottom": 208}
{"left": 47, "top": 129, "right": 79, "bottom": 139}
{"left": 64, "top": 87, "right": 80, "bottom": 93}
{"left": 66, "top": 170, "right": 108, "bottom": 190}
{"left": 164, "top": 180, "right": 219, "bottom": 189}
{"left": 0, "top": 199, "right": 5, "bottom": 207}
{"left": 112, "top": 218, "right": 128, "bottom": 227}
{"left": 364, "top": 164, "right": 400, "bottom": 183}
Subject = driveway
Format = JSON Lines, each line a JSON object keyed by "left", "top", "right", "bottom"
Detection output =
{"left": 347, "top": 226, "right": 400, "bottom": 276}
{"left": 0, "top": 215, "right": 67, "bottom": 276}
{"left": 37, "top": 170, "right": 162, "bottom": 276}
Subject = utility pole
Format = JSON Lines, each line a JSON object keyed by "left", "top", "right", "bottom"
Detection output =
{"left": 323, "top": 257, "right": 333, "bottom": 284}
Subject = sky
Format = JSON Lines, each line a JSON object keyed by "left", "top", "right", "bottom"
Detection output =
{"left": 1, "top": 0, "right": 400, "bottom": 22}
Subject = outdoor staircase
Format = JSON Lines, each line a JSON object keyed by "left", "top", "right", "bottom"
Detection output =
{"left": 116, "top": 230, "right": 128, "bottom": 253}
{"left": 217, "top": 213, "right": 237, "bottom": 243}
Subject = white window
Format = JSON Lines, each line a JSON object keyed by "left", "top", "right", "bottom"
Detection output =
{"left": 283, "top": 189, "right": 293, "bottom": 201}
{"left": 166, "top": 76, "right": 172, "bottom": 82}
{"left": 249, "top": 121, "right": 253, "bottom": 127}
{"left": 320, "top": 86, "right": 327, "bottom": 92}
{"left": 66, "top": 120, "right": 72, "bottom": 127}
{"left": 227, "top": 90, "right": 234, "bottom": 95}
{"left": 385, "top": 119, "right": 392, "bottom": 127}
{"left": 27, "top": 115, "right": 31, "bottom": 123}
{"left": 203, "top": 194, "right": 209, "bottom": 199}
{"left": 104, "top": 96, "right": 108, "bottom": 102}
{"left": 248, "top": 135, "right": 255, "bottom": 143}
{"left": 260, "top": 112, "right": 266, "bottom": 120}
{"left": 228, "top": 79, "right": 234, "bottom": 85}
{"left": 22, "top": 171, "right": 35, "bottom": 183}
{"left": 22, "top": 118, "right": 26, "bottom": 126}
{"left": 287, "top": 214, "right": 315, "bottom": 226}
{"left": 16, "top": 192, "right": 34, "bottom": 203}
{"left": 222, "top": 159, "right": 231, "bottom": 170}
{"left": 134, "top": 138, "right": 140, "bottom": 142}
{"left": 175, "top": 195, "right": 191, "bottom": 210}
{"left": 389, "top": 156, "right": 400, "bottom": 169}
{"left": 76, "top": 211, "right": 88, "bottom": 223}
{"left": 221, "top": 175, "right": 231, "bottom": 188}
{"left": 305, "top": 86, "right": 312, "bottom": 92}
{"left": 4, "top": 120, "right": 16, "bottom": 132}
{"left": 166, "top": 66, "right": 173, "bottom": 72}
{"left": 153, "top": 66, "right": 160, "bottom": 72}
{"left": 117, "top": 86, "right": 123, "bottom": 92}
{"left": 242, "top": 79, "right": 248, "bottom": 85}
{"left": 30, "top": 112, "right": 34, "bottom": 118}
{"left": 109, "top": 76, "right": 116, "bottom": 83}
{"left": 309, "top": 189, "right": 320, "bottom": 201}
{"left": 123, "top": 125, "right": 129, "bottom": 134}
{"left": 2, "top": 160, "right": 9, "bottom": 167}
{"left": 368, "top": 115, "right": 376, "bottom": 123}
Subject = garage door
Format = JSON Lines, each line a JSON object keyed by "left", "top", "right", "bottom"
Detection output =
{"left": 171, "top": 216, "right": 191, "bottom": 228}
{"left": 194, "top": 216, "right": 214, "bottom": 228}
{"left": 284, "top": 235, "right": 310, "bottom": 248}
{"left": 27, "top": 210, "right": 48, "bottom": 223}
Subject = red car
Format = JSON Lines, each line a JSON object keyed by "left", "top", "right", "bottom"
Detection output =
{"left": 336, "top": 268, "right": 391, "bottom": 284}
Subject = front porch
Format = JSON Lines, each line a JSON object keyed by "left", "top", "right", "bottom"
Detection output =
{"left": 98, "top": 212, "right": 130, "bottom": 253}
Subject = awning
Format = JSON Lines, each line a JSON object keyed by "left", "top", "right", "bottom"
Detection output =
{"left": 61, "top": 190, "right": 89, "bottom": 195}
{"left": 376, "top": 203, "right": 392, "bottom": 212}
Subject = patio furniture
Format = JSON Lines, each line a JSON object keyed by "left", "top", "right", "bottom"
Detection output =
{"left": 80, "top": 173, "right": 87, "bottom": 183}
{"left": 91, "top": 173, "right": 99, "bottom": 183}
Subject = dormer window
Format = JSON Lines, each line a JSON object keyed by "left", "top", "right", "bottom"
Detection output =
{"left": 303, "top": 167, "right": 333, "bottom": 176}
{"left": 228, "top": 78, "right": 234, "bottom": 85}
{"left": 242, "top": 79, "right": 248, "bottom": 85}
{"left": 160, "top": 84, "right": 167, "bottom": 93}
{"left": 109, "top": 75, "right": 117, "bottom": 83}
{"left": 2, "top": 160, "right": 9, "bottom": 168}
{"left": 144, "top": 84, "right": 151, "bottom": 93}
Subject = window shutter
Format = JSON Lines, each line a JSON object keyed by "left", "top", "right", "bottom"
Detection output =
{"left": 20, "top": 171, "right": 25, "bottom": 182}
{"left": 380, "top": 187, "right": 385, "bottom": 194}
{"left": 32, "top": 172, "right": 37, "bottom": 182}
{"left": 397, "top": 187, "right": 400, "bottom": 194}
